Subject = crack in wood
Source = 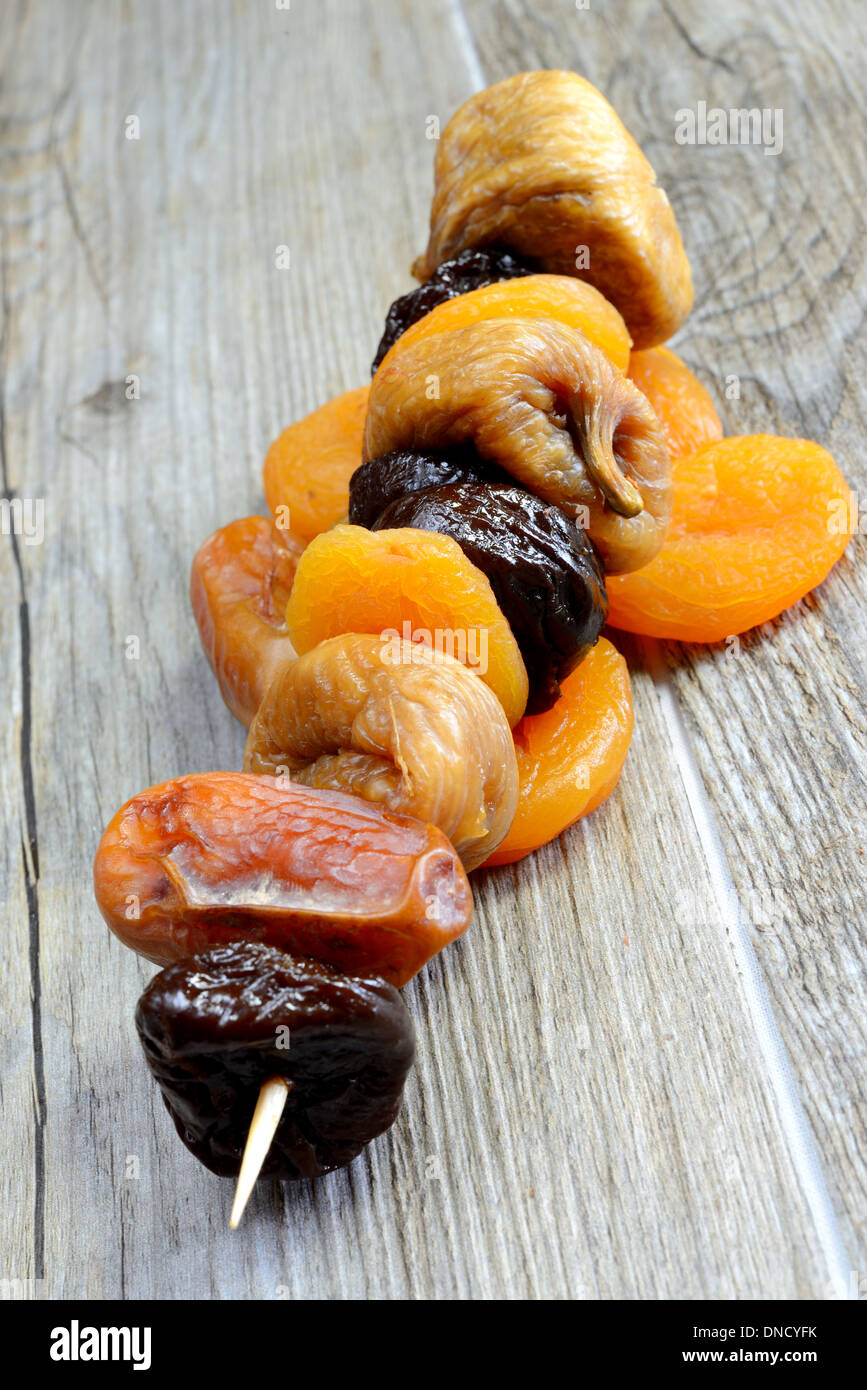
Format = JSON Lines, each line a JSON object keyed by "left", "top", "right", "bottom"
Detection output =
{"left": 0, "top": 242, "right": 46, "bottom": 1284}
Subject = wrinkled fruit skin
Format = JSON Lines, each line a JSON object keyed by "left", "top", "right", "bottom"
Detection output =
{"left": 136, "top": 942, "right": 415, "bottom": 1180}
{"left": 606, "top": 436, "right": 854, "bottom": 642}
{"left": 190, "top": 515, "right": 301, "bottom": 727}
{"left": 372, "top": 247, "right": 533, "bottom": 372}
{"left": 349, "top": 446, "right": 515, "bottom": 530}
{"left": 94, "top": 772, "right": 472, "bottom": 986}
{"left": 364, "top": 316, "right": 672, "bottom": 574}
{"left": 244, "top": 633, "right": 519, "bottom": 871}
{"left": 284, "top": 523, "right": 530, "bottom": 727}
{"left": 483, "top": 638, "right": 633, "bottom": 866}
{"left": 373, "top": 483, "right": 609, "bottom": 714}
{"left": 411, "top": 71, "right": 693, "bottom": 349}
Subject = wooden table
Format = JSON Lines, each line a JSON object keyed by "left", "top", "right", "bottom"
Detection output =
{"left": 2, "top": 0, "right": 864, "bottom": 1300}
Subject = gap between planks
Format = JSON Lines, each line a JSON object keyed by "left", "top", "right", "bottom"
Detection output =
{"left": 447, "top": 0, "right": 487, "bottom": 92}
{"left": 643, "top": 638, "right": 855, "bottom": 1299}
{"left": 445, "top": 1, "right": 856, "bottom": 1297}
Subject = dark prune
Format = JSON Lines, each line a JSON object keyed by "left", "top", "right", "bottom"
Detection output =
{"left": 136, "top": 941, "right": 415, "bottom": 1181}
{"left": 349, "top": 446, "right": 516, "bottom": 530}
{"left": 373, "top": 483, "right": 609, "bottom": 714}
{"left": 371, "top": 247, "right": 534, "bottom": 372}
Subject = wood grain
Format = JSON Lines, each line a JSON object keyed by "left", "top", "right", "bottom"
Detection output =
{"left": 460, "top": 0, "right": 867, "bottom": 1271}
{"left": 0, "top": 0, "right": 862, "bottom": 1299}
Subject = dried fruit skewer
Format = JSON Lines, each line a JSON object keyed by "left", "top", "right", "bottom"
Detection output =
{"left": 96, "top": 67, "right": 855, "bottom": 1225}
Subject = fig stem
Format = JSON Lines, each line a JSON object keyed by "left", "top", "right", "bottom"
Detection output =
{"left": 229, "top": 1075, "right": 292, "bottom": 1229}
{"left": 585, "top": 447, "right": 644, "bottom": 518}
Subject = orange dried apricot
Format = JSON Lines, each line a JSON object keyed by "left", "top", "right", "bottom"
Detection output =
{"left": 190, "top": 515, "right": 302, "bottom": 727}
{"left": 606, "top": 436, "right": 853, "bottom": 642}
{"left": 263, "top": 384, "right": 370, "bottom": 542}
{"left": 379, "top": 274, "right": 632, "bottom": 373}
{"left": 628, "top": 346, "right": 722, "bottom": 459}
{"left": 484, "top": 639, "right": 633, "bottom": 867}
{"left": 284, "top": 523, "right": 529, "bottom": 727}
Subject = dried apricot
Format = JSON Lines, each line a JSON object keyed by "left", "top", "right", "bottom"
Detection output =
{"left": 412, "top": 71, "right": 693, "bottom": 348}
{"left": 94, "top": 772, "right": 472, "bottom": 986}
{"left": 284, "top": 523, "right": 530, "bottom": 726}
{"left": 484, "top": 639, "right": 633, "bottom": 866}
{"left": 628, "top": 346, "right": 722, "bottom": 459}
{"left": 263, "top": 384, "right": 369, "bottom": 542}
{"left": 364, "top": 317, "right": 672, "bottom": 574}
{"left": 190, "top": 516, "right": 302, "bottom": 727}
{"left": 244, "top": 633, "right": 519, "bottom": 870}
{"left": 373, "top": 247, "right": 533, "bottom": 371}
{"left": 379, "top": 274, "right": 632, "bottom": 374}
{"left": 606, "top": 436, "right": 854, "bottom": 642}
{"left": 372, "top": 482, "right": 609, "bottom": 714}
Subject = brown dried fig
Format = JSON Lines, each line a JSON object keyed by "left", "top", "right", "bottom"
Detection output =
{"left": 365, "top": 317, "right": 671, "bottom": 574}
{"left": 244, "top": 632, "right": 518, "bottom": 870}
{"left": 412, "top": 71, "right": 693, "bottom": 349}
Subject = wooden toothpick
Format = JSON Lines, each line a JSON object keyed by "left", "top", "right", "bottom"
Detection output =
{"left": 229, "top": 1075, "right": 291, "bottom": 1229}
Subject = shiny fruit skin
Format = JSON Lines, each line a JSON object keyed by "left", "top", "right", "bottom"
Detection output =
{"left": 606, "top": 436, "right": 853, "bottom": 642}
{"left": 484, "top": 639, "right": 633, "bottom": 866}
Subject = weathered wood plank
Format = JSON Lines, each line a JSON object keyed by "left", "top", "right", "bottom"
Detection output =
{"left": 459, "top": 0, "right": 867, "bottom": 1269}
{"left": 0, "top": 0, "right": 860, "bottom": 1299}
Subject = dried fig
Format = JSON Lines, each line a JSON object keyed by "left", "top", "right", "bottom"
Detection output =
{"left": 244, "top": 633, "right": 519, "bottom": 870}
{"left": 412, "top": 71, "right": 693, "bottom": 349}
{"left": 364, "top": 316, "right": 672, "bottom": 574}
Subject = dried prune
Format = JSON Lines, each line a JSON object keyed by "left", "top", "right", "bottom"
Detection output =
{"left": 372, "top": 246, "right": 533, "bottom": 372}
{"left": 373, "top": 483, "right": 608, "bottom": 713}
{"left": 348, "top": 446, "right": 515, "bottom": 529}
{"left": 136, "top": 941, "right": 415, "bottom": 1180}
